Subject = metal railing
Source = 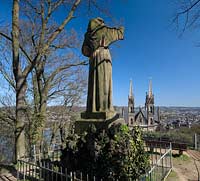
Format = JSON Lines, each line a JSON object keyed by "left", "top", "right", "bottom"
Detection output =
{"left": 141, "top": 143, "right": 172, "bottom": 181}
{"left": 17, "top": 142, "right": 173, "bottom": 181}
{"left": 17, "top": 159, "right": 88, "bottom": 181}
{"left": 31, "top": 144, "right": 62, "bottom": 163}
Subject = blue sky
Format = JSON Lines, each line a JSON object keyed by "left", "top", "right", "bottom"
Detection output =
{"left": 100, "top": 0, "right": 200, "bottom": 107}
{"left": 0, "top": 0, "right": 200, "bottom": 107}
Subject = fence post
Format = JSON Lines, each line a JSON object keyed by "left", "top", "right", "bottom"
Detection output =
{"left": 65, "top": 168, "right": 68, "bottom": 181}
{"left": 194, "top": 133, "right": 197, "bottom": 150}
{"left": 170, "top": 142, "right": 173, "bottom": 168}
{"left": 52, "top": 165, "right": 54, "bottom": 181}
{"left": 162, "top": 155, "right": 164, "bottom": 179}
{"left": 80, "top": 172, "right": 83, "bottom": 181}
{"left": 39, "top": 161, "right": 42, "bottom": 180}
{"left": 23, "top": 161, "right": 25, "bottom": 181}
{"left": 33, "top": 145, "right": 36, "bottom": 163}
{"left": 39, "top": 148, "right": 41, "bottom": 163}
{"left": 28, "top": 161, "right": 30, "bottom": 178}
{"left": 70, "top": 172, "right": 73, "bottom": 181}
{"left": 47, "top": 163, "right": 50, "bottom": 181}
{"left": 17, "top": 161, "right": 19, "bottom": 180}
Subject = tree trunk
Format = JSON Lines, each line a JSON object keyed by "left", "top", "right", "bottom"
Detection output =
{"left": 12, "top": 0, "right": 26, "bottom": 162}
{"left": 32, "top": 67, "right": 48, "bottom": 147}
{"left": 15, "top": 77, "right": 27, "bottom": 161}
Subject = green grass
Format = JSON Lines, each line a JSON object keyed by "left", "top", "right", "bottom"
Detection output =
{"left": 173, "top": 154, "right": 190, "bottom": 161}
{"left": 166, "top": 170, "right": 179, "bottom": 181}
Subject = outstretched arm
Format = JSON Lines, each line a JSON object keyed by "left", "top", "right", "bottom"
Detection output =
{"left": 104, "top": 26, "right": 124, "bottom": 46}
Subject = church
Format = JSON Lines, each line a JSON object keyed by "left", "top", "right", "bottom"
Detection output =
{"left": 127, "top": 79, "right": 160, "bottom": 131}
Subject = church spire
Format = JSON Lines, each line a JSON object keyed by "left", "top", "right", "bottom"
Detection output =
{"left": 148, "top": 78, "right": 152, "bottom": 97}
{"left": 145, "top": 78, "right": 154, "bottom": 126}
{"left": 129, "top": 79, "right": 133, "bottom": 98}
{"left": 128, "top": 79, "right": 135, "bottom": 125}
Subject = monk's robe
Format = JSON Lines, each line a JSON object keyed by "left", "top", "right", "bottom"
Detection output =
{"left": 82, "top": 18, "right": 124, "bottom": 113}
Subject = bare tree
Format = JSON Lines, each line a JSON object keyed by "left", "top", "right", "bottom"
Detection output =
{"left": 173, "top": 0, "right": 200, "bottom": 35}
{"left": 0, "top": 0, "right": 114, "bottom": 162}
{"left": 17, "top": 1, "right": 87, "bottom": 147}
{"left": 1, "top": 0, "right": 84, "bottom": 161}
{"left": 12, "top": 0, "right": 28, "bottom": 162}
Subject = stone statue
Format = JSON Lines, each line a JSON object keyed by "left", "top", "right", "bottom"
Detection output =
{"left": 81, "top": 17, "right": 124, "bottom": 119}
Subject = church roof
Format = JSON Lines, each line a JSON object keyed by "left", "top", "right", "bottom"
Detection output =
{"left": 135, "top": 108, "right": 147, "bottom": 121}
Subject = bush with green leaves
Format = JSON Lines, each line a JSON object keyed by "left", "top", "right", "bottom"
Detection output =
{"left": 143, "top": 125, "right": 200, "bottom": 147}
{"left": 60, "top": 124, "right": 149, "bottom": 180}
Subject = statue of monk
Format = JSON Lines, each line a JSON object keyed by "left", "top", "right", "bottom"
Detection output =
{"left": 82, "top": 17, "right": 124, "bottom": 114}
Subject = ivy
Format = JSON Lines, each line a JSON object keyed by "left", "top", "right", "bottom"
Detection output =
{"left": 60, "top": 124, "right": 150, "bottom": 180}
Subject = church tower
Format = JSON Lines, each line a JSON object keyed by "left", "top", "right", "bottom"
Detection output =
{"left": 128, "top": 79, "right": 135, "bottom": 126}
{"left": 145, "top": 79, "right": 154, "bottom": 125}
{"left": 157, "top": 106, "right": 160, "bottom": 123}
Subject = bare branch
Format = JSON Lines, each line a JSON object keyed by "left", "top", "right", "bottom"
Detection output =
{"left": 0, "top": 65, "right": 15, "bottom": 89}
{"left": 45, "top": 0, "right": 81, "bottom": 50}
{"left": 0, "top": 32, "right": 33, "bottom": 63}
{"left": 46, "top": 60, "right": 87, "bottom": 86}
{"left": 173, "top": 0, "right": 200, "bottom": 33}
{"left": 177, "top": 0, "right": 200, "bottom": 16}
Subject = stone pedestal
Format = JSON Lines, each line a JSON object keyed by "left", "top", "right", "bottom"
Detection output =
{"left": 75, "top": 112, "right": 125, "bottom": 135}
{"left": 81, "top": 110, "right": 116, "bottom": 120}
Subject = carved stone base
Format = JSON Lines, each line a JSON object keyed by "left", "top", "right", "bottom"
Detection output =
{"left": 81, "top": 110, "right": 116, "bottom": 120}
{"left": 75, "top": 113, "right": 125, "bottom": 135}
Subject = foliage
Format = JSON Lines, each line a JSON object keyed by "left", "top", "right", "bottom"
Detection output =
{"left": 60, "top": 124, "right": 149, "bottom": 180}
{"left": 173, "top": 154, "right": 190, "bottom": 161}
{"left": 143, "top": 125, "right": 200, "bottom": 147}
{"left": 29, "top": 113, "right": 45, "bottom": 145}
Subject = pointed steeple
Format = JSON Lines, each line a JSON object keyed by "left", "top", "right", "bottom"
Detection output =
{"left": 145, "top": 78, "right": 155, "bottom": 126}
{"left": 128, "top": 79, "right": 135, "bottom": 125}
{"left": 148, "top": 78, "right": 152, "bottom": 97}
{"left": 129, "top": 79, "right": 133, "bottom": 98}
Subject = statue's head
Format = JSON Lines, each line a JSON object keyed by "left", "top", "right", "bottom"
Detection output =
{"left": 87, "top": 17, "right": 105, "bottom": 32}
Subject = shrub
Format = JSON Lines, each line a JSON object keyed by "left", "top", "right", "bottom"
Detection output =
{"left": 60, "top": 124, "right": 149, "bottom": 180}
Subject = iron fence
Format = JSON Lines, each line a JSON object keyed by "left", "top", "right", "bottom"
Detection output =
{"left": 30, "top": 143, "right": 62, "bottom": 162}
{"left": 140, "top": 143, "right": 172, "bottom": 181}
{"left": 17, "top": 159, "right": 86, "bottom": 181}
{"left": 17, "top": 143, "right": 172, "bottom": 181}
